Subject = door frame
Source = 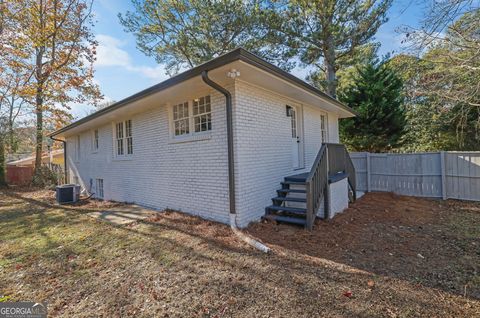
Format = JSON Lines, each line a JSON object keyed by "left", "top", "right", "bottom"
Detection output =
{"left": 288, "top": 103, "right": 305, "bottom": 170}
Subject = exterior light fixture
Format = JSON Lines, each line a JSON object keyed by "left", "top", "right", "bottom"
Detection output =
{"left": 227, "top": 69, "right": 240, "bottom": 78}
{"left": 286, "top": 105, "right": 293, "bottom": 117}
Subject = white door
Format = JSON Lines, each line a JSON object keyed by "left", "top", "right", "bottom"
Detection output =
{"left": 290, "top": 105, "right": 301, "bottom": 169}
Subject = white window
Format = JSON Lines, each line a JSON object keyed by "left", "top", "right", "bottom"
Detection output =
{"left": 75, "top": 135, "right": 80, "bottom": 161}
{"left": 125, "top": 120, "right": 133, "bottom": 155}
{"left": 320, "top": 114, "right": 328, "bottom": 143}
{"left": 92, "top": 129, "right": 99, "bottom": 151}
{"left": 193, "top": 96, "right": 211, "bottom": 133}
{"left": 173, "top": 102, "right": 189, "bottom": 136}
{"left": 114, "top": 120, "right": 133, "bottom": 156}
{"left": 290, "top": 106, "right": 297, "bottom": 138}
{"left": 96, "top": 178, "right": 104, "bottom": 199}
{"left": 116, "top": 122, "right": 124, "bottom": 156}
{"left": 172, "top": 95, "right": 212, "bottom": 137}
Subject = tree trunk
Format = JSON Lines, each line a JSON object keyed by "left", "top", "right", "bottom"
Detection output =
{"left": 324, "top": 36, "right": 337, "bottom": 98}
{"left": 0, "top": 0, "right": 4, "bottom": 36}
{"left": 34, "top": 102, "right": 43, "bottom": 172}
{"left": 8, "top": 96, "right": 14, "bottom": 151}
{"left": 34, "top": 49, "right": 44, "bottom": 176}
{"left": 0, "top": 134, "right": 6, "bottom": 186}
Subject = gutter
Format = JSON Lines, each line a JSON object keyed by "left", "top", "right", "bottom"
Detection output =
{"left": 50, "top": 136, "right": 67, "bottom": 183}
{"left": 201, "top": 70, "right": 270, "bottom": 253}
{"left": 201, "top": 71, "right": 236, "bottom": 215}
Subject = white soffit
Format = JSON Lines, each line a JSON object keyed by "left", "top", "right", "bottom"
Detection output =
{"left": 232, "top": 60, "right": 354, "bottom": 118}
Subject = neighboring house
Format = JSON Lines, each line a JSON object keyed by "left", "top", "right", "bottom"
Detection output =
{"left": 50, "top": 48, "right": 357, "bottom": 229}
{"left": 7, "top": 149, "right": 64, "bottom": 167}
{"left": 6, "top": 149, "right": 64, "bottom": 185}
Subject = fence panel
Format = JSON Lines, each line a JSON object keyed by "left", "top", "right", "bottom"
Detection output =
{"left": 350, "top": 151, "right": 480, "bottom": 201}
{"left": 445, "top": 152, "right": 480, "bottom": 201}
{"left": 6, "top": 166, "right": 34, "bottom": 185}
{"left": 350, "top": 153, "right": 368, "bottom": 191}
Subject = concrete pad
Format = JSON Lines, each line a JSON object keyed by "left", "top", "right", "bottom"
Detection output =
{"left": 88, "top": 204, "right": 157, "bottom": 225}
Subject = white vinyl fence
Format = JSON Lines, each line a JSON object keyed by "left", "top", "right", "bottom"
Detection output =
{"left": 351, "top": 152, "right": 480, "bottom": 201}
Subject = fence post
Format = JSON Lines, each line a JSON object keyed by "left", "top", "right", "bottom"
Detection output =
{"left": 366, "top": 152, "right": 371, "bottom": 192}
{"left": 440, "top": 151, "right": 447, "bottom": 200}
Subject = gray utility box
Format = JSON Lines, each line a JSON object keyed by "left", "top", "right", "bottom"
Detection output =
{"left": 56, "top": 184, "right": 81, "bottom": 204}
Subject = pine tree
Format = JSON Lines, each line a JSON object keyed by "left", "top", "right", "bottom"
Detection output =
{"left": 339, "top": 59, "right": 405, "bottom": 152}
{"left": 265, "top": 0, "right": 392, "bottom": 97}
{"left": 119, "top": 0, "right": 290, "bottom": 75}
{"left": 120, "top": 0, "right": 391, "bottom": 90}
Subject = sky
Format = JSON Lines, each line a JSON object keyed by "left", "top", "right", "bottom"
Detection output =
{"left": 72, "top": 0, "right": 426, "bottom": 119}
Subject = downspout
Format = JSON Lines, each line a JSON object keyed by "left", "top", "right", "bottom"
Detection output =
{"left": 50, "top": 136, "right": 67, "bottom": 184}
{"left": 201, "top": 70, "right": 270, "bottom": 253}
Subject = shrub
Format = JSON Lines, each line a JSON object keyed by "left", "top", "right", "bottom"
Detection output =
{"left": 31, "top": 166, "right": 59, "bottom": 189}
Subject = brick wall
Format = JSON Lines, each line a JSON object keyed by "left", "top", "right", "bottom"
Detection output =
{"left": 66, "top": 88, "right": 231, "bottom": 224}
{"left": 66, "top": 80, "right": 344, "bottom": 227}
{"left": 233, "top": 81, "right": 341, "bottom": 227}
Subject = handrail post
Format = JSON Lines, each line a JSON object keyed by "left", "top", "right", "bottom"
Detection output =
{"left": 305, "top": 181, "right": 313, "bottom": 230}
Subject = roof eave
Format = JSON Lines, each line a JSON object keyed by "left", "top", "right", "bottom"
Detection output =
{"left": 50, "top": 48, "right": 356, "bottom": 137}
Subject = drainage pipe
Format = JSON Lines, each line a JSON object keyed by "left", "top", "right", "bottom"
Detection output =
{"left": 201, "top": 70, "right": 270, "bottom": 253}
{"left": 229, "top": 214, "right": 271, "bottom": 253}
{"left": 50, "top": 136, "right": 67, "bottom": 183}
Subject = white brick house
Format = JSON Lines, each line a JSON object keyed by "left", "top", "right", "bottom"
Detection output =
{"left": 50, "top": 49, "right": 357, "bottom": 228}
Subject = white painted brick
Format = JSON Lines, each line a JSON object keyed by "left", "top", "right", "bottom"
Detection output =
{"left": 232, "top": 81, "right": 341, "bottom": 227}
{"left": 66, "top": 80, "right": 343, "bottom": 227}
{"left": 317, "top": 178, "right": 349, "bottom": 218}
{"left": 67, "top": 89, "right": 230, "bottom": 224}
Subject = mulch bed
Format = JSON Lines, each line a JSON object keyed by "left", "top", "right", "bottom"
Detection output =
{"left": 247, "top": 192, "right": 480, "bottom": 299}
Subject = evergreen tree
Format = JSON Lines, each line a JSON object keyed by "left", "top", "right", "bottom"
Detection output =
{"left": 119, "top": 0, "right": 391, "bottom": 90}
{"left": 265, "top": 0, "right": 392, "bottom": 97}
{"left": 119, "top": 0, "right": 291, "bottom": 75}
{"left": 339, "top": 59, "right": 405, "bottom": 152}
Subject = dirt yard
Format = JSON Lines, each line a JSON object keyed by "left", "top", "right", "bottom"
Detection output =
{"left": 0, "top": 189, "right": 479, "bottom": 317}
{"left": 249, "top": 192, "right": 480, "bottom": 300}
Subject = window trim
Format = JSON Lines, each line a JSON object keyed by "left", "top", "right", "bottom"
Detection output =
{"left": 169, "top": 95, "right": 212, "bottom": 142}
{"left": 172, "top": 101, "right": 190, "bottom": 137}
{"left": 192, "top": 95, "right": 212, "bottom": 133}
{"left": 96, "top": 178, "right": 104, "bottom": 199}
{"left": 125, "top": 119, "right": 133, "bottom": 155}
{"left": 92, "top": 129, "right": 99, "bottom": 153}
{"left": 75, "top": 135, "right": 80, "bottom": 162}
{"left": 113, "top": 119, "right": 134, "bottom": 159}
{"left": 320, "top": 113, "right": 328, "bottom": 143}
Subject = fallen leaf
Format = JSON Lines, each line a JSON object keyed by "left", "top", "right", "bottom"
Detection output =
{"left": 343, "top": 290, "right": 352, "bottom": 298}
